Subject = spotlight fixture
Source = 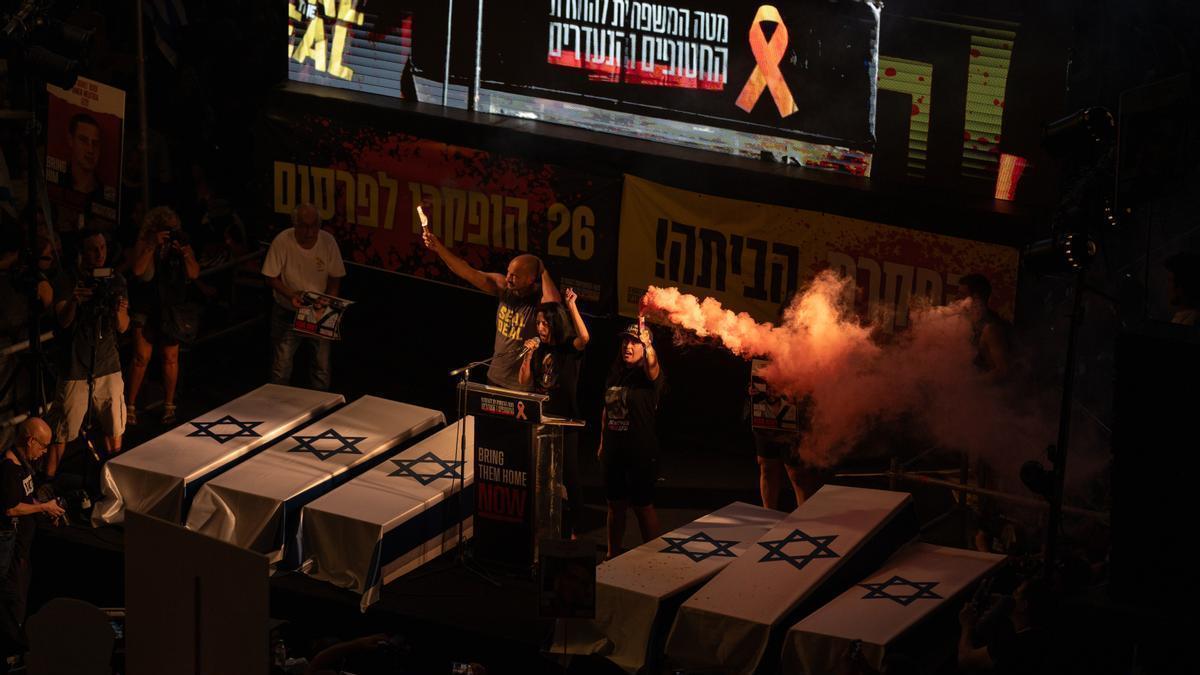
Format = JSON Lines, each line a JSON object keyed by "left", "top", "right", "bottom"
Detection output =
{"left": 24, "top": 44, "right": 78, "bottom": 89}
{"left": 1, "top": 1, "right": 95, "bottom": 90}
{"left": 1021, "top": 232, "right": 1097, "bottom": 273}
{"left": 1042, "top": 107, "right": 1115, "bottom": 158}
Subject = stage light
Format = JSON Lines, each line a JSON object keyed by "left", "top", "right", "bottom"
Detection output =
{"left": 24, "top": 44, "right": 78, "bottom": 89}
{"left": 1042, "top": 107, "right": 1115, "bottom": 158}
{"left": 1, "top": 1, "right": 95, "bottom": 90}
{"left": 1021, "top": 232, "right": 1097, "bottom": 273}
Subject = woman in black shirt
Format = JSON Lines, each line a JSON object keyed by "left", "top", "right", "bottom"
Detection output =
{"left": 519, "top": 289, "right": 589, "bottom": 537}
{"left": 598, "top": 320, "right": 663, "bottom": 560}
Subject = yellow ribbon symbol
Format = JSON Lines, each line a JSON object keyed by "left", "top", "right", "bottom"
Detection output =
{"left": 736, "top": 5, "right": 798, "bottom": 118}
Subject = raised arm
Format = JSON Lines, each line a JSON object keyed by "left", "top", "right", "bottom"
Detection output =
{"left": 177, "top": 241, "right": 200, "bottom": 280}
{"left": 130, "top": 231, "right": 161, "bottom": 277}
{"left": 564, "top": 288, "right": 589, "bottom": 350}
{"left": 539, "top": 262, "right": 561, "bottom": 303}
{"left": 640, "top": 322, "right": 660, "bottom": 382}
{"left": 421, "top": 226, "right": 504, "bottom": 295}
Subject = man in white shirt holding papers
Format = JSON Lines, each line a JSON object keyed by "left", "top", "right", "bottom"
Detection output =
{"left": 262, "top": 203, "right": 346, "bottom": 391}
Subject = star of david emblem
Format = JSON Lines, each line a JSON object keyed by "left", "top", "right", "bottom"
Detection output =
{"left": 858, "top": 575, "right": 943, "bottom": 606}
{"left": 659, "top": 531, "right": 740, "bottom": 562}
{"left": 187, "top": 415, "right": 263, "bottom": 444}
{"left": 389, "top": 452, "right": 464, "bottom": 485}
{"left": 757, "top": 528, "right": 840, "bottom": 571}
{"left": 286, "top": 429, "right": 367, "bottom": 461}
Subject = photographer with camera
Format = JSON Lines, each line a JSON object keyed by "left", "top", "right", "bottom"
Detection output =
{"left": 124, "top": 207, "right": 199, "bottom": 426}
{"left": 1, "top": 417, "right": 65, "bottom": 669}
{"left": 958, "top": 575, "right": 1055, "bottom": 675}
{"left": 45, "top": 230, "right": 129, "bottom": 479}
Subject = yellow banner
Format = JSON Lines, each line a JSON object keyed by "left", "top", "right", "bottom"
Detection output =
{"left": 617, "top": 175, "right": 1019, "bottom": 329}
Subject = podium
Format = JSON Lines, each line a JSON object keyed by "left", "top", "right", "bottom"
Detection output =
{"left": 460, "top": 382, "right": 577, "bottom": 574}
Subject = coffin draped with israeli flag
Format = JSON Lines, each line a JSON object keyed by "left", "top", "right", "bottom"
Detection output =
{"left": 184, "top": 396, "right": 444, "bottom": 561}
{"left": 92, "top": 384, "right": 344, "bottom": 526}
{"left": 554, "top": 501, "right": 785, "bottom": 673}
{"left": 664, "top": 485, "right": 917, "bottom": 675}
{"left": 782, "top": 543, "right": 1007, "bottom": 673}
{"left": 299, "top": 417, "right": 476, "bottom": 610}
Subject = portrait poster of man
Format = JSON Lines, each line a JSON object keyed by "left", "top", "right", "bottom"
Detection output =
{"left": 44, "top": 76, "right": 125, "bottom": 232}
{"left": 750, "top": 358, "right": 799, "bottom": 432}
{"left": 293, "top": 291, "right": 353, "bottom": 341}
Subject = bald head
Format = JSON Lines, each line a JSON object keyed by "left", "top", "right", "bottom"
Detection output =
{"left": 504, "top": 254, "right": 543, "bottom": 294}
{"left": 17, "top": 417, "right": 51, "bottom": 461}
{"left": 292, "top": 203, "right": 322, "bottom": 249}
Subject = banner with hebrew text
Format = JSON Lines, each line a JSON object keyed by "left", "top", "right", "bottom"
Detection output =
{"left": 478, "top": 0, "right": 880, "bottom": 173}
{"left": 617, "top": 174, "right": 1018, "bottom": 330}
{"left": 263, "top": 113, "right": 621, "bottom": 309}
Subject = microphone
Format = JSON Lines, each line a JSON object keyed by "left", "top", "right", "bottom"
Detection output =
{"left": 520, "top": 337, "right": 541, "bottom": 357}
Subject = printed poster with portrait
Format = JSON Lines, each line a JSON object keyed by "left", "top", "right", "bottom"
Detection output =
{"left": 750, "top": 358, "right": 799, "bottom": 432}
{"left": 44, "top": 77, "right": 125, "bottom": 233}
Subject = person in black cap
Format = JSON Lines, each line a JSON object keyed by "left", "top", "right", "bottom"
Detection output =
{"left": 598, "top": 319, "right": 663, "bottom": 559}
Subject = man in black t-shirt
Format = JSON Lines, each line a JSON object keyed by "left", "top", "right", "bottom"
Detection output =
{"left": 1, "top": 418, "right": 64, "bottom": 662}
{"left": 421, "top": 217, "right": 559, "bottom": 390}
{"left": 46, "top": 230, "right": 129, "bottom": 477}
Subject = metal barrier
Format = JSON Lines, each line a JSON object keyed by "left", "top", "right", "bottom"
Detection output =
{"left": 0, "top": 332, "right": 55, "bottom": 430}
{"left": 0, "top": 331, "right": 54, "bottom": 359}
{"left": 836, "top": 452, "right": 1109, "bottom": 551}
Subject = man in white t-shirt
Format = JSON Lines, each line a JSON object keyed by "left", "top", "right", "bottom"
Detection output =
{"left": 261, "top": 203, "right": 346, "bottom": 390}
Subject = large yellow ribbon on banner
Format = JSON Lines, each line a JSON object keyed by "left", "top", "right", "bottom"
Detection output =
{"left": 735, "top": 5, "right": 798, "bottom": 118}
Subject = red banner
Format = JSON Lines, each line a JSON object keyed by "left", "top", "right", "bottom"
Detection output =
{"left": 263, "top": 114, "right": 621, "bottom": 308}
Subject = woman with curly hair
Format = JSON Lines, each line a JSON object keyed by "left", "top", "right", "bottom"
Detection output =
{"left": 125, "top": 206, "right": 199, "bottom": 425}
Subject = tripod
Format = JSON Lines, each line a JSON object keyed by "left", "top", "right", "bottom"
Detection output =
{"left": 64, "top": 289, "right": 116, "bottom": 474}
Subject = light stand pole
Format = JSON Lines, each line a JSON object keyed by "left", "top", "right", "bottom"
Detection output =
{"left": 1043, "top": 263, "right": 1088, "bottom": 582}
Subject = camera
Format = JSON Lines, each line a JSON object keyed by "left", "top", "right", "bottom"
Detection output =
{"left": 166, "top": 228, "right": 189, "bottom": 247}
{"left": 84, "top": 267, "right": 118, "bottom": 310}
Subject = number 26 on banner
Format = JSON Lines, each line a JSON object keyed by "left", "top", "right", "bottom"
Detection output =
{"left": 546, "top": 203, "right": 595, "bottom": 261}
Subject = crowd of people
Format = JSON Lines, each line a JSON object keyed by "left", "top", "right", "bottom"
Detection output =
{"left": 0, "top": 198, "right": 1191, "bottom": 671}
{"left": 0, "top": 191, "right": 262, "bottom": 668}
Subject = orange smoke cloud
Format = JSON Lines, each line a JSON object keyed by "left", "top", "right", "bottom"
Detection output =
{"left": 642, "top": 272, "right": 1054, "bottom": 470}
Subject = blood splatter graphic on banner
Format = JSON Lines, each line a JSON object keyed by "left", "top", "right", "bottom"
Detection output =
{"left": 262, "top": 114, "right": 620, "bottom": 309}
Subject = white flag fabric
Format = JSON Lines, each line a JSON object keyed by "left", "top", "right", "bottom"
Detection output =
{"left": 553, "top": 501, "right": 785, "bottom": 673}
{"left": 301, "top": 417, "right": 476, "bottom": 611}
{"left": 185, "top": 396, "right": 444, "bottom": 562}
{"left": 782, "top": 543, "right": 1007, "bottom": 674}
{"left": 92, "top": 384, "right": 343, "bottom": 526}
{"left": 664, "top": 485, "right": 914, "bottom": 675}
